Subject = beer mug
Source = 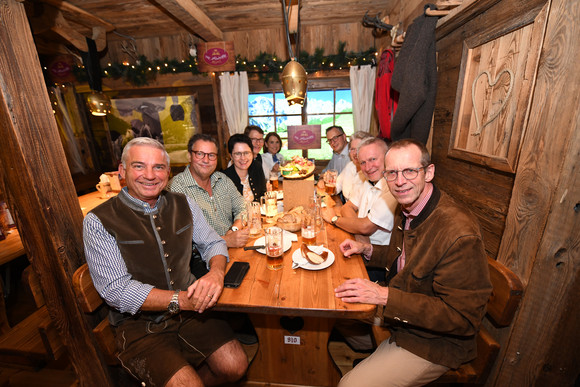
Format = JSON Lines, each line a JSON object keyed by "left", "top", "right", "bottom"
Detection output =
{"left": 247, "top": 201, "right": 262, "bottom": 237}
{"left": 264, "top": 226, "right": 284, "bottom": 270}
{"left": 324, "top": 169, "right": 338, "bottom": 195}
{"left": 261, "top": 191, "right": 278, "bottom": 223}
{"left": 269, "top": 170, "right": 279, "bottom": 190}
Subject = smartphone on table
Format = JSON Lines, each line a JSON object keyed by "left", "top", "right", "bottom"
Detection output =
{"left": 224, "top": 261, "right": 250, "bottom": 288}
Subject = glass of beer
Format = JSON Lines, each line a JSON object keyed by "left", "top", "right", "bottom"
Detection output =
{"left": 247, "top": 202, "right": 262, "bottom": 237}
{"left": 324, "top": 169, "right": 338, "bottom": 195}
{"left": 265, "top": 226, "right": 284, "bottom": 270}
{"left": 261, "top": 191, "right": 278, "bottom": 223}
{"left": 269, "top": 170, "right": 279, "bottom": 190}
{"left": 301, "top": 207, "right": 320, "bottom": 246}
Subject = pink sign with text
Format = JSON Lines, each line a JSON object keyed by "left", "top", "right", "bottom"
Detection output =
{"left": 287, "top": 125, "right": 321, "bottom": 149}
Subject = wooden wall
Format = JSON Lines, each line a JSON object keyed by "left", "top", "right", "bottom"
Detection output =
{"left": 102, "top": 22, "right": 391, "bottom": 65}
{"left": 433, "top": 0, "right": 579, "bottom": 385}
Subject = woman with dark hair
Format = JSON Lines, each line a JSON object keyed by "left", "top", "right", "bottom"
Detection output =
{"left": 261, "top": 132, "right": 285, "bottom": 179}
{"left": 223, "top": 134, "right": 267, "bottom": 202}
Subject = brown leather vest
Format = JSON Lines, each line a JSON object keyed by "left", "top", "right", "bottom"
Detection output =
{"left": 91, "top": 190, "right": 195, "bottom": 292}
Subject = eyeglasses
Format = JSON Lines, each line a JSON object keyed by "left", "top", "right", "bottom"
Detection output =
{"left": 232, "top": 151, "right": 252, "bottom": 159}
{"left": 383, "top": 166, "right": 428, "bottom": 181}
{"left": 250, "top": 138, "right": 264, "bottom": 144}
{"left": 327, "top": 134, "right": 344, "bottom": 144}
{"left": 191, "top": 150, "right": 217, "bottom": 161}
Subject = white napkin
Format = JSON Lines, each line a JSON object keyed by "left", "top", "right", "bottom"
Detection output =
{"left": 306, "top": 245, "right": 325, "bottom": 254}
{"left": 283, "top": 230, "right": 298, "bottom": 242}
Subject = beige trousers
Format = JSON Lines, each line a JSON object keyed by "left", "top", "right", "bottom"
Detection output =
{"left": 338, "top": 339, "right": 449, "bottom": 387}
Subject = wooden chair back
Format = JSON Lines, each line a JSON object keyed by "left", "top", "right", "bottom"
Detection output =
{"left": 72, "top": 263, "right": 118, "bottom": 365}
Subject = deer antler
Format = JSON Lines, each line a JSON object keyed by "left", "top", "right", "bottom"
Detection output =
{"left": 121, "top": 40, "right": 139, "bottom": 62}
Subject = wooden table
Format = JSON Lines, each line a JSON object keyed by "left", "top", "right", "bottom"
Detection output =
{"left": 217, "top": 220, "right": 375, "bottom": 386}
{"left": 0, "top": 190, "right": 115, "bottom": 266}
{"left": 0, "top": 228, "right": 26, "bottom": 266}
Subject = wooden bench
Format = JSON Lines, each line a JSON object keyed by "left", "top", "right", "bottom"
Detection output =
{"left": 72, "top": 263, "right": 118, "bottom": 365}
{"left": 0, "top": 266, "right": 65, "bottom": 368}
{"left": 372, "top": 256, "right": 524, "bottom": 384}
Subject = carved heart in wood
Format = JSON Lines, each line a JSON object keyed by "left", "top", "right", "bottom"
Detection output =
{"left": 280, "top": 316, "right": 304, "bottom": 334}
{"left": 471, "top": 69, "right": 514, "bottom": 135}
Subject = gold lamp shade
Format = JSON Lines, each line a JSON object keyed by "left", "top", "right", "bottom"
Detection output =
{"left": 87, "top": 91, "right": 112, "bottom": 116}
{"left": 281, "top": 59, "right": 307, "bottom": 106}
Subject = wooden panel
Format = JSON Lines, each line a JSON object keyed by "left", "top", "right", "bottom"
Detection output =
{"left": 247, "top": 314, "right": 340, "bottom": 386}
{"left": 447, "top": 5, "right": 548, "bottom": 172}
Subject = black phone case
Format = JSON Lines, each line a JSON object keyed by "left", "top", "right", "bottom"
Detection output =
{"left": 224, "top": 261, "right": 250, "bottom": 288}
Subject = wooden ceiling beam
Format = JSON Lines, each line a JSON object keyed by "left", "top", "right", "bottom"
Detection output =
{"left": 38, "top": 0, "right": 115, "bottom": 32}
{"left": 32, "top": 6, "right": 107, "bottom": 52}
{"left": 155, "top": 0, "right": 223, "bottom": 42}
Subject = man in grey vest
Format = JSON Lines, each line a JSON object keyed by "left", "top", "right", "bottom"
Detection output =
{"left": 83, "top": 137, "right": 247, "bottom": 387}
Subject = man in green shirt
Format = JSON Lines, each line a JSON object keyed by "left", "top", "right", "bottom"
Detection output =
{"left": 169, "top": 134, "right": 249, "bottom": 248}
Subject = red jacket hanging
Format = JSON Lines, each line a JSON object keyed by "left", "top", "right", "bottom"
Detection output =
{"left": 375, "top": 49, "right": 399, "bottom": 141}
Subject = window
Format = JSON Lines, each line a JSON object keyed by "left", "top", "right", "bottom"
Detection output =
{"left": 248, "top": 89, "right": 353, "bottom": 160}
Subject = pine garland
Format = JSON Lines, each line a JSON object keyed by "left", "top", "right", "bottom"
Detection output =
{"left": 72, "top": 42, "right": 377, "bottom": 87}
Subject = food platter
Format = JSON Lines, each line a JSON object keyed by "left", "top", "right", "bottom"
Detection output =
{"left": 281, "top": 156, "right": 315, "bottom": 180}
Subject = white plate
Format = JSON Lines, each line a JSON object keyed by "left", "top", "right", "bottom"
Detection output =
{"left": 292, "top": 247, "right": 335, "bottom": 270}
{"left": 253, "top": 236, "right": 293, "bottom": 255}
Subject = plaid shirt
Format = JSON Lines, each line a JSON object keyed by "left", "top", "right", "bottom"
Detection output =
{"left": 169, "top": 169, "right": 246, "bottom": 236}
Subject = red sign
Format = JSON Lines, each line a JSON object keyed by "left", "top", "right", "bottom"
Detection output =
{"left": 287, "top": 125, "right": 321, "bottom": 150}
{"left": 46, "top": 55, "right": 77, "bottom": 83}
{"left": 196, "top": 41, "right": 235, "bottom": 72}
{"left": 203, "top": 47, "right": 229, "bottom": 66}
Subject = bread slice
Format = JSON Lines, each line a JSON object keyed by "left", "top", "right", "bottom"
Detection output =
{"left": 300, "top": 243, "right": 328, "bottom": 265}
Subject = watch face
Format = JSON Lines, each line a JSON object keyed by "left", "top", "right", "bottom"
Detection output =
{"left": 168, "top": 300, "right": 180, "bottom": 314}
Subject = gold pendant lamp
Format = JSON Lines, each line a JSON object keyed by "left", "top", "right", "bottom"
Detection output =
{"left": 281, "top": 0, "right": 307, "bottom": 106}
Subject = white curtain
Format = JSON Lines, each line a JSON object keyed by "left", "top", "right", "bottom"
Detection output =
{"left": 219, "top": 71, "right": 249, "bottom": 135}
{"left": 349, "top": 65, "right": 376, "bottom": 133}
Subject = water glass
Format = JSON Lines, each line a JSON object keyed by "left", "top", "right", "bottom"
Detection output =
{"left": 247, "top": 201, "right": 262, "bottom": 237}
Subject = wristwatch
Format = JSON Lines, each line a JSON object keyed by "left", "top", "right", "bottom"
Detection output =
{"left": 331, "top": 215, "right": 340, "bottom": 225}
{"left": 167, "top": 290, "right": 181, "bottom": 314}
{"left": 231, "top": 226, "right": 239, "bottom": 232}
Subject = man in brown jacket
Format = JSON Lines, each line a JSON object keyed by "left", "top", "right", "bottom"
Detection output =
{"left": 335, "top": 139, "right": 492, "bottom": 387}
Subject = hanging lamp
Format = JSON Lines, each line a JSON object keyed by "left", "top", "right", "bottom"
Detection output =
{"left": 281, "top": 0, "right": 307, "bottom": 106}
{"left": 83, "top": 37, "right": 111, "bottom": 116}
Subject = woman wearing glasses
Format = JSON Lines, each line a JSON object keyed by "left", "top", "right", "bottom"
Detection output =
{"left": 223, "top": 134, "right": 267, "bottom": 202}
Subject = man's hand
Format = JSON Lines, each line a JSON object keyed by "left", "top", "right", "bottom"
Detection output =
{"left": 321, "top": 207, "right": 336, "bottom": 224}
{"left": 335, "top": 278, "right": 389, "bottom": 305}
{"left": 223, "top": 228, "right": 250, "bottom": 248}
{"left": 339, "top": 238, "right": 372, "bottom": 257}
{"left": 185, "top": 255, "right": 226, "bottom": 313}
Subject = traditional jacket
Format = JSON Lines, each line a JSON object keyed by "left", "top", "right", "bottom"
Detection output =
{"left": 91, "top": 191, "right": 195, "bottom": 323}
{"left": 369, "top": 186, "right": 492, "bottom": 368}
